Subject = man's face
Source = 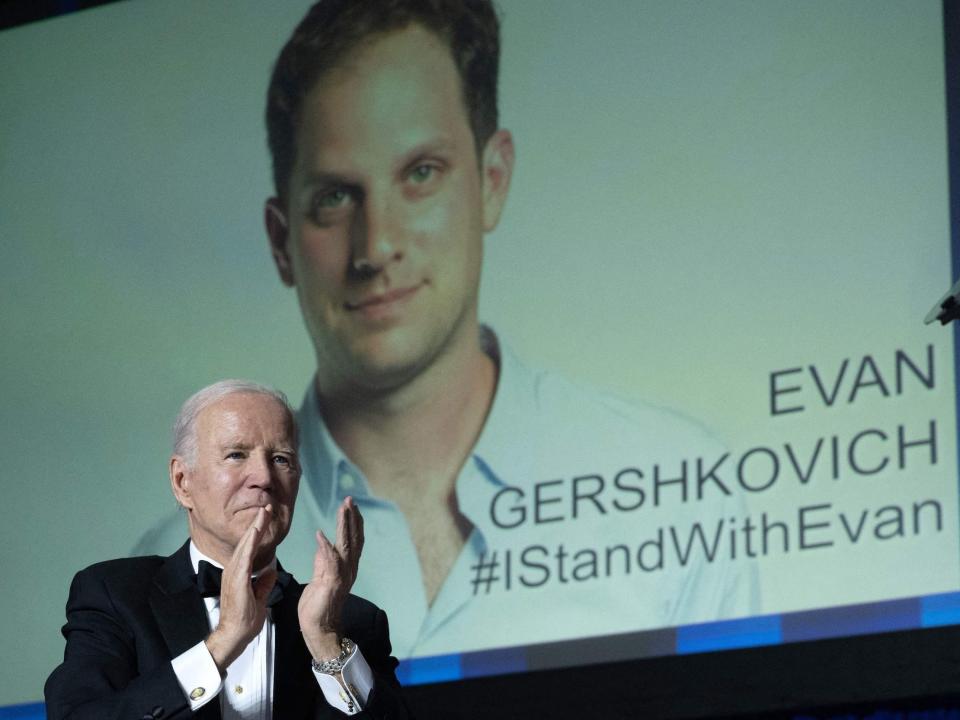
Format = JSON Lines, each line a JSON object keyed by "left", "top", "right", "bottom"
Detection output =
{"left": 267, "top": 24, "right": 513, "bottom": 392}
{"left": 170, "top": 393, "right": 300, "bottom": 566}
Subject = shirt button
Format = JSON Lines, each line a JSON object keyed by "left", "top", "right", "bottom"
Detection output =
{"left": 340, "top": 473, "right": 357, "bottom": 490}
{"left": 234, "top": 685, "right": 243, "bottom": 695}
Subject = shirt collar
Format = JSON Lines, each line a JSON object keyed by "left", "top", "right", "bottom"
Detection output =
{"left": 468, "top": 325, "right": 541, "bottom": 485}
{"left": 296, "top": 379, "right": 367, "bottom": 517}
{"left": 188, "top": 540, "right": 277, "bottom": 576}
{"left": 295, "top": 324, "right": 542, "bottom": 517}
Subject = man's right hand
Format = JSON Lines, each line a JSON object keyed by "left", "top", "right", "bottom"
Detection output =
{"left": 203, "top": 506, "right": 278, "bottom": 674}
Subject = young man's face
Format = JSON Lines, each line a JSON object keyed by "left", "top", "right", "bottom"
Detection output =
{"left": 267, "top": 24, "right": 512, "bottom": 393}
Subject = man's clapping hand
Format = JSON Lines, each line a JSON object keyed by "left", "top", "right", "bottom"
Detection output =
{"left": 204, "top": 505, "right": 278, "bottom": 673}
{"left": 299, "top": 496, "right": 364, "bottom": 661}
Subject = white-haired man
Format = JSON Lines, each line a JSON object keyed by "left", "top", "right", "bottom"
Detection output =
{"left": 46, "top": 380, "right": 411, "bottom": 720}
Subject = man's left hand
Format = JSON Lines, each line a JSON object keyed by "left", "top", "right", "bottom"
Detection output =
{"left": 299, "top": 496, "right": 364, "bottom": 660}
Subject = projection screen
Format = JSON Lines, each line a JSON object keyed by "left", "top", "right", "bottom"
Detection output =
{"left": 0, "top": 0, "right": 955, "bottom": 710}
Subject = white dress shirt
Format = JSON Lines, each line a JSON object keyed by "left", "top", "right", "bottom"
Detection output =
{"left": 169, "top": 543, "right": 374, "bottom": 717}
{"left": 284, "top": 327, "right": 760, "bottom": 657}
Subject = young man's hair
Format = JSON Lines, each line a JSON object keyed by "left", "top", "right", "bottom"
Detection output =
{"left": 265, "top": 0, "right": 501, "bottom": 201}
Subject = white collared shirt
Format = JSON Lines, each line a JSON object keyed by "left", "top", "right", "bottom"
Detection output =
{"left": 169, "top": 543, "right": 373, "bottom": 717}
{"left": 283, "top": 326, "right": 759, "bottom": 658}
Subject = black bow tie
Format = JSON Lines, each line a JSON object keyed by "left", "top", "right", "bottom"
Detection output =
{"left": 196, "top": 560, "right": 289, "bottom": 607}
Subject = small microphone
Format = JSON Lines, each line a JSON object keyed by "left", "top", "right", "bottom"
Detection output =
{"left": 925, "top": 277, "right": 960, "bottom": 325}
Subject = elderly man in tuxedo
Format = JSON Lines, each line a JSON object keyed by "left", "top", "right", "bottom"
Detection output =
{"left": 45, "top": 380, "right": 410, "bottom": 719}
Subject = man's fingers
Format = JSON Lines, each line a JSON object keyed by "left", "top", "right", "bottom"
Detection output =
{"left": 312, "top": 529, "right": 335, "bottom": 575}
{"left": 233, "top": 512, "right": 261, "bottom": 571}
{"left": 337, "top": 497, "right": 363, "bottom": 571}
{"left": 336, "top": 497, "right": 363, "bottom": 555}
{"left": 346, "top": 500, "right": 363, "bottom": 575}
{"left": 314, "top": 501, "right": 363, "bottom": 586}
{"left": 256, "top": 504, "right": 273, "bottom": 532}
{"left": 240, "top": 506, "right": 267, "bottom": 553}
{"left": 335, "top": 498, "right": 348, "bottom": 549}
{"left": 229, "top": 506, "right": 269, "bottom": 578}
{"left": 350, "top": 499, "right": 364, "bottom": 549}
{"left": 315, "top": 527, "right": 333, "bottom": 550}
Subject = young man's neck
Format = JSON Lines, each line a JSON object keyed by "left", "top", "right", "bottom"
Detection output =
{"left": 317, "top": 327, "right": 498, "bottom": 496}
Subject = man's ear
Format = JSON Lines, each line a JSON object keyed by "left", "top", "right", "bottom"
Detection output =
{"left": 480, "top": 129, "right": 515, "bottom": 233}
{"left": 265, "top": 198, "right": 295, "bottom": 287}
{"left": 169, "top": 456, "right": 194, "bottom": 511}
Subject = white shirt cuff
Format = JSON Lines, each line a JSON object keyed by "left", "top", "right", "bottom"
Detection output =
{"left": 170, "top": 640, "right": 223, "bottom": 711}
{"left": 312, "top": 645, "right": 373, "bottom": 715}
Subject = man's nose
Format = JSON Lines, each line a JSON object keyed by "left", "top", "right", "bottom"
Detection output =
{"left": 247, "top": 452, "right": 276, "bottom": 488}
{"left": 350, "top": 195, "right": 402, "bottom": 277}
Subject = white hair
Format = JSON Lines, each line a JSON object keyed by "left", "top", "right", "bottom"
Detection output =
{"left": 172, "top": 379, "right": 297, "bottom": 467}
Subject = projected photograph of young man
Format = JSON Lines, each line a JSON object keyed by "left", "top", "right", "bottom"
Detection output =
{"left": 136, "top": 0, "right": 757, "bottom": 660}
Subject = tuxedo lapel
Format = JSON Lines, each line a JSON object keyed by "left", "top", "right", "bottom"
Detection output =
{"left": 149, "top": 541, "right": 209, "bottom": 656}
{"left": 149, "top": 541, "right": 222, "bottom": 720}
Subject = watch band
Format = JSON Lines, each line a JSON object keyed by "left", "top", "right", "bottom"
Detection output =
{"left": 311, "top": 637, "right": 356, "bottom": 674}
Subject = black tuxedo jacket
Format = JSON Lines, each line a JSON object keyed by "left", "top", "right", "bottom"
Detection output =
{"left": 45, "top": 542, "right": 411, "bottom": 720}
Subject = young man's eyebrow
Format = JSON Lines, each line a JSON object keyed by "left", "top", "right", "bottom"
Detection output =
{"left": 394, "top": 138, "right": 455, "bottom": 171}
{"left": 301, "top": 171, "right": 359, "bottom": 188}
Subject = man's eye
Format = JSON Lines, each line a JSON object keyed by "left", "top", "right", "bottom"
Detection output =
{"left": 318, "top": 188, "right": 351, "bottom": 208}
{"left": 272, "top": 455, "right": 291, "bottom": 466}
{"left": 409, "top": 164, "right": 435, "bottom": 183}
{"left": 311, "top": 188, "right": 355, "bottom": 214}
{"left": 307, "top": 188, "right": 354, "bottom": 225}
{"left": 408, "top": 161, "right": 448, "bottom": 186}
{"left": 226, "top": 451, "right": 245, "bottom": 460}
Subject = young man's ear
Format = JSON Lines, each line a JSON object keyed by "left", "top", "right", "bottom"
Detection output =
{"left": 169, "top": 456, "right": 194, "bottom": 511}
{"left": 480, "top": 129, "right": 515, "bottom": 232}
{"left": 265, "top": 198, "right": 295, "bottom": 287}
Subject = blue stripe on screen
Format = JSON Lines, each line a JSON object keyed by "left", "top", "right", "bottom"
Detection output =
{"left": 921, "top": 591, "right": 960, "bottom": 627}
{"left": 676, "top": 614, "right": 781, "bottom": 653}
{"left": 396, "top": 653, "right": 462, "bottom": 685}
{"left": 461, "top": 646, "right": 527, "bottom": 678}
{"left": 0, "top": 702, "right": 45, "bottom": 720}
